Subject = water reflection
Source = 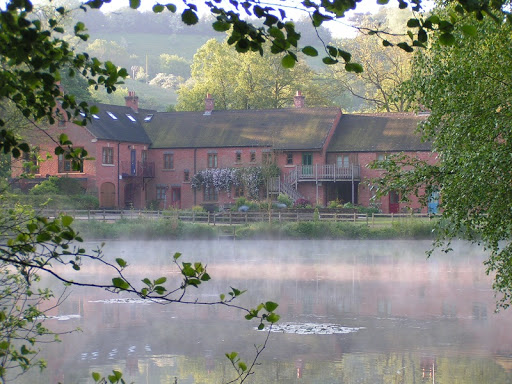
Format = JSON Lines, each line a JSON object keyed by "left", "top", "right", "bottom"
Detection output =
{"left": 18, "top": 240, "right": 512, "bottom": 383}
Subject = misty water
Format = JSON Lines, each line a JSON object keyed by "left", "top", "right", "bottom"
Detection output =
{"left": 19, "top": 240, "right": 512, "bottom": 383}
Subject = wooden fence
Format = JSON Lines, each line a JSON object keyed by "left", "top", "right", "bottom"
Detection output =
{"left": 39, "top": 209, "right": 433, "bottom": 226}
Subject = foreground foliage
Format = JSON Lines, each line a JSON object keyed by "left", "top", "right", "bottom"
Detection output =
{"left": 374, "top": 14, "right": 512, "bottom": 307}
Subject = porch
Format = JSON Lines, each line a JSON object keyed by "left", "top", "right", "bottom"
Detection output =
{"left": 283, "top": 164, "right": 360, "bottom": 186}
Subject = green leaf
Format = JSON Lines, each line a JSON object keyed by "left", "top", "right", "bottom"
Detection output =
{"left": 461, "top": 24, "right": 477, "bottom": 37}
{"left": 61, "top": 215, "right": 73, "bottom": 226}
{"left": 173, "top": 252, "right": 182, "bottom": 260}
{"left": 166, "top": 4, "right": 177, "bottom": 12}
{"left": 182, "top": 9, "right": 199, "bottom": 25}
{"left": 142, "top": 278, "right": 152, "bottom": 286}
{"left": 407, "top": 18, "right": 420, "bottom": 28}
{"left": 281, "top": 54, "right": 296, "bottom": 68}
{"left": 220, "top": 293, "right": 225, "bottom": 301}
{"left": 112, "top": 277, "right": 130, "bottom": 290}
{"left": 129, "top": 0, "right": 140, "bottom": 9}
{"left": 153, "top": 4, "right": 165, "bottom": 13}
{"left": 92, "top": 372, "right": 101, "bottom": 382}
{"left": 345, "top": 62, "right": 364, "bottom": 73}
{"left": 212, "top": 21, "right": 230, "bottom": 32}
{"left": 302, "top": 46, "right": 318, "bottom": 57}
{"left": 264, "top": 301, "right": 278, "bottom": 312}
{"left": 116, "top": 258, "right": 127, "bottom": 268}
{"left": 154, "top": 277, "right": 167, "bottom": 285}
{"left": 439, "top": 33, "right": 455, "bottom": 46}
{"left": 238, "top": 361, "right": 247, "bottom": 371}
{"left": 267, "top": 313, "right": 280, "bottom": 323}
{"left": 377, "top": 0, "right": 389, "bottom": 3}
{"left": 258, "top": 323, "right": 265, "bottom": 330}
{"left": 322, "top": 57, "right": 338, "bottom": 65}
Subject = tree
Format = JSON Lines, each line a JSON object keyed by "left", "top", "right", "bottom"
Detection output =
{"left": 2, "top": 0, "right": 512, "bottom": 379}
{"left": 159, "top": 53, "right": 191, "bottom": 78}
{"left": 373, "top": 12, "right": 512, "bottom": 307}
{"left": 177, "top": 39, "right": 331, "bottom": 111}
{"left": 327, "top": 8, "right": 414, "bottom": 112}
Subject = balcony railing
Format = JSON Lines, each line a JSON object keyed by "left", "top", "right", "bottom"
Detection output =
{"left": 120, "top": 161, "right": 155, "bottom": 178}
{"left": 283, "top": 164, "right": 360, "bottom": 185}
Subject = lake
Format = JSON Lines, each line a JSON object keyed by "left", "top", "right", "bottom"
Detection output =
{"left": 17, "top": 240, "right": 512, "bottom": 383}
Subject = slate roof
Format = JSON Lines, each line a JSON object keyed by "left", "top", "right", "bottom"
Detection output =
{"left": 327, "top": 113, "right": 431, "bottom": 152}
{"left": 142, "top": 107, "right": 341, "bottom": 150}
{"left": 83, "top": 103, "right": 153, "bottom": 144}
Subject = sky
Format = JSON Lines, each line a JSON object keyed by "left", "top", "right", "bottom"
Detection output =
{"left": 96, "top": 0, "right": 403, "bottom": 38}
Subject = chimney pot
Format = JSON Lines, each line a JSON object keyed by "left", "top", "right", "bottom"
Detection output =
{"left": 205, "top": 93, "right": 214, "bottom": 115}
{"left": 294, "top": 90, "right": 305, "bottom": 108}
{"left": 125, "top": 91, "right": 139, "bottom": 113}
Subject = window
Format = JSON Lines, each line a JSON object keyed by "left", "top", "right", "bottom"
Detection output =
{"left": 156, "top": 185, "right": 167, "bottom": 200}
{"left": 208, "top": 153, "right": 218, "bottom": 168}
{"left": 286, "top": 152, "right": 293, "bottom": 165}
{"left": 102, "top": 147, "right": 114, "bottom": 165}
{"left": 337, "top": 155, "right": 350, "bottom": 168}
{"left": 234, "top": 185, "right": 244, "bottom": 197}
{"left": 141, "top": 150, "right": 148, "bottom": 164}
{"left": 184, "top": 170, "right": 190, "bottom": 182}
{"left": 235, "top": 151, "right": 241, "bottom": 163}
{"left": 250, "top": 151, "right": 256, "bottom": 162}
{"left": 163, "top": 153, "right": 174, "bottom": 169}
{"left": 106, "top": 111, "right": 118, "bottom": 120}
{"left": 204, "top": 186, "right": 218, "bottom": 201}
{"left": 377, "top": 153, "right": 387, "bottom": 161}
{"left": 126, "top": 114, "right": 136, "bottom": 122}
{"left": 23, "top": 152, "right": 39, "bottom": 174}
{"left": 262, "top": 152, "right": 273, "bottom": 165}
{"left": 58, "top": 150, "right": 83, "bottom": 173}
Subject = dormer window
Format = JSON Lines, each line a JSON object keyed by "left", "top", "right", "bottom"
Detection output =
{"left": 144, "top": 114, "right": 153, "bottom": 122}
{"left": 92, "top": 114, "right": 100, "bottom": 119}
{"left": 126, "top": 114, "right": 136, "bottom": 122}
{"left": 79, "top": 112, "right": 86, "bottom": 118}
{"left": 107, "top": 111, "right": 118, "bottom": 120}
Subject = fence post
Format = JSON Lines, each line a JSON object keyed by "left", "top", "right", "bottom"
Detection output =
{"left": 372, "top": 213, "right": 375, "bottom": 226}
{"left": 297, "top": 212, "right": 299, "bottom": 222}
{"left": 103, "top": 209, "right": 106, "bottom": 222}
{"left": 245, "top": 212, "right": 248, "bottom": 223}
{"left": 208, "top": 212, "right": 210, "bottom": 225}
{"left": 229, "top": 212, "right": 232, "bottom": 226}
{"left": 335, "top": 212, "right": 338, "bottom": 222}
{"left": 353, "top": 212, "right": 356, "bottom": 222}
{"left": 213, "top": 213, "right": 216, "bottom": 226}
{"left": 193, "top": 211, "right": 195, "bottom": 223}
{"left": 279, "top": 212, "right": 281, "bottom": 223}
{"left": 87, "top": 210, "right": 90, "bottom": 221}
{"left": 391, "top": 212, "right": 394, "bottom": 221}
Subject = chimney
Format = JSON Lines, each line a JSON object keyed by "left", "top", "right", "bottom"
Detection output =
{"left": 204, "top": 93, "right": 214, "bottom": 115}
{"left": 125, "top": 90, "right": 139, "bottom": 113}
{"left": 294, "top": 90, "right": 305, "bottom": 108}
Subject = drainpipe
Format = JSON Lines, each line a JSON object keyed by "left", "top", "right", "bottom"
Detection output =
{"left": 117, "top": 142, "right": 120, "bottom": 208}
{"left": 193, "top": 148, "right": 197, "bottom": 205}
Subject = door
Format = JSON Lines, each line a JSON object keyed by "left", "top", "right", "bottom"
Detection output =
{"left": 130, "top": 149, "right": 136, "bottom": 176}
{"left": 389, "top": 190, "right": 399, "bottom": 213}
{"left": 302, "top": 153, "right": 313, "bottom": 176}
{"left": 100, "top": 182, "right": 116, "bottom": 208}
{"left": 171, "top": 187, "right": 181, "bottom": 209}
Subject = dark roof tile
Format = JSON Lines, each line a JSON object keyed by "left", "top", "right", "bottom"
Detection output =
{"left": 84, "top": 103, "right": 153, "bottom": 144}
{"left": 327, "top": 113, "right": 431, "bottom": 152}
{"left": 143, "top": 107, "right": 341, "bottom": 150}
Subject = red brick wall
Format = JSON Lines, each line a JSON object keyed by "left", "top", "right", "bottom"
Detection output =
{"left": 149, "top": 146, "right": 272, "bottom": 209}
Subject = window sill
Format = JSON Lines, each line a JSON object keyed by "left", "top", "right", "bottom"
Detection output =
{"left": 162, "top": 169, "right": 175, "bottom": 171}
{"left": 285, "top": 164, "right": 295, "bottom": 167}
{"left": 102, "top": 163, "right": 115, "bottom": 167}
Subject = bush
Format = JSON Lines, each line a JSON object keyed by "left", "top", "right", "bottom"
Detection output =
{"left": 29, "top": 176, "right": 85, "bottom": 196}
{"left": 192, "top": 205, "right": 205, "bottom": 212}
{"left": 277, "top": 193, "right": 293, "bottom": 207}
{"left": 293, "top": 198, "right": 311, "bottom": 208}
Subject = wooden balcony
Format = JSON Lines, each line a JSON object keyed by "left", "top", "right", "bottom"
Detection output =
{"left": 120, "top": 161, "right": 155, "bottom": 178}
{"left": 283, "top": 164, "right": 360, "bottom": 185}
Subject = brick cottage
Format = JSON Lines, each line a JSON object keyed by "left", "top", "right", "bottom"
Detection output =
{"left": 12, "top": 91, "right": 435, "bottom": 213}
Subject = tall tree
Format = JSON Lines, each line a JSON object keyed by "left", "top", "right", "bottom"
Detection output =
{"left": 374, "top": 12, "right": 512, "bottom": 307}
{"left": 177, "top": 39, "right": 331, "bottom": 111}
{"left": 327, "top": 8, "right": 414, "bottom": 112}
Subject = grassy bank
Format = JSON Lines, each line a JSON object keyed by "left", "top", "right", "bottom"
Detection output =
{"left": 73, "top": 217, "right": 437, "bottom": 240}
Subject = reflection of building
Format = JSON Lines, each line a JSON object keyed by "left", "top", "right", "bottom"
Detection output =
{"left": 13, "top": 91, "right": 433, "bottom": 212}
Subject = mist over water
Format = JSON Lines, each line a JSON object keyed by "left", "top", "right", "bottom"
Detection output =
{"left": 18, "top": 240, "right": 512, "bottom": 383}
